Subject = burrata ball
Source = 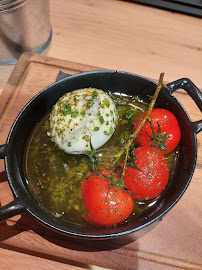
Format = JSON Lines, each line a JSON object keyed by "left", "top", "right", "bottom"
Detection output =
{"left": 48, "top": 88, "right": 118, "bottom": 154}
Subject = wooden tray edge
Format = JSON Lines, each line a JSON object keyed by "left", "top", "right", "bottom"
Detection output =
{"left": 0, "top": 53, "right": 101, "bottom": 123}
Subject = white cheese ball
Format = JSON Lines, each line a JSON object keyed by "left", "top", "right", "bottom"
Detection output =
{"left": 48, "top": 88, "right": 118, "bottom": 154}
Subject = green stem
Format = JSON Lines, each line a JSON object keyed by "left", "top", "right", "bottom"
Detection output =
{"left": 114, "top": 72, "right": 165, "bottom": 164}
{"left": 119, "top": 146, "right": 129, "bottom": 181}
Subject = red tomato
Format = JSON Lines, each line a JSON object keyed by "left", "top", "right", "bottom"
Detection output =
{"left": 133, "top": 108, "right": 181, "bottom": 155}
{"left": 81, "top": 169, "right": 134, "bottom": 226}
{"left": 124, "top": 146, "right": 169, "bottom": 200}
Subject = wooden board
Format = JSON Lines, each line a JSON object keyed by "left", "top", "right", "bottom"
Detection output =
{"left": 0, "top": 53, "right": 201, "bottom": 270}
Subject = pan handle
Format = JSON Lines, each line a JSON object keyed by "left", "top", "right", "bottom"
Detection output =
{"left": 0, "top": 144, "right": 27, "bottom": 221}
{"left": 0, "top": 144, "right": 7, "bottom": 158}
{"left": 167, "top": 78, "right": 202, "bottom": 134}
{"left": 0, "top": 198, "right": 26, "bottom": 222}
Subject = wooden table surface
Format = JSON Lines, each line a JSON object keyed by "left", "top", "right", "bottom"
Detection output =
{"left": 0, "top": 0, "right": 201, "bottom": 269}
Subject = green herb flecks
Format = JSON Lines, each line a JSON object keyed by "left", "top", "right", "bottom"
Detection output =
{"left": 63, "top": 104, "right": 71, "bottom": 115}
{"left": 124, "top": 109, "right": 135, "bottom": 119}
{"left": 54, "top": 212, "right": 64, "bottom": 219}
{"left": 99, "top": 116, "right": 105, "bottom": 124}
{"left": 133, "top": 96, "right": 140, "bottom": 102}
{"left": 74, "top": 96, "right": 78, "bottom": 104}
{"left": 71, "top": 110, "right": 79, "bottom": 118}
{"left": 62, "top": 162, "right": 69, "bottom": 170}
{"left": 84, "top": 139, "right": 97, "bottom": 171}
{"left": 91, "top": 90, "right": 98, "bottom": 100}
{"left": 108, "top": 91, "right": 129, "bottom": 106}
{"left": 37, "top": 180, "right": 46, "bottom": 190}
{"left": 148, "top": 121, "right": 169, "bottom": 151}
{"left": 103, "top": 99, "right": 110, "bottom": 107}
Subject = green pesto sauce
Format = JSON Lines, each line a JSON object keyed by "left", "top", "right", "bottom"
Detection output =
{"left": 25, "top": 92, "right": 178, "bottom": 226}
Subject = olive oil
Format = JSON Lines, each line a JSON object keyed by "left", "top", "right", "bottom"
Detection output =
{"left": 25, "top": 92, "right": 177, "bottom": 226}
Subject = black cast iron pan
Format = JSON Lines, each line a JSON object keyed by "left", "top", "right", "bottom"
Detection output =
{"left": 0, "top": 70, "right": 201, "bottom": 239}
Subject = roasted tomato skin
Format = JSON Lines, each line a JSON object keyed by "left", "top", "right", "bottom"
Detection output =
{"left": 124, "top": 146, "right": 169, "bottom": 200}
{"left": 133, "top": 108, "right": 181, "bottom": 155}
{"left": 81, "top": 169, "right": 134, "bottom": 226}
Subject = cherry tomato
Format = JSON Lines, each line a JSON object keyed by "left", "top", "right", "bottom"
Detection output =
{"left": 81, "top": 169, "right": 134, "bottom": 226}
{"left": 133, "top": 108, "right": 181, "bottom": 155}
{"left": 124, "top": 146, "right": 169, "bottom": 200}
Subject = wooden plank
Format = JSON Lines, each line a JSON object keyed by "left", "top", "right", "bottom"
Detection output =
{"left": 46, "top": 0, "right": 202, "bottom": 89}
{"left": 1, "top": 0, "right": 202, "bottom": 92}
{"left": 0, "top": 53, "right": 100, "bottom": 127}
{"left": 0, "top": 53, "right": 201, "bottom": 270}
{"left": 0, "top": 247, "right": 94, "bottom": 270}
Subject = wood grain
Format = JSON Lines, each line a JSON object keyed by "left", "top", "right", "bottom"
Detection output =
{"left": 46, "top": 0, "right": 202, "bottom": 88}
{"left": 0, "top": 0, "right": 202, "bottom": 91}
{"left": 0, "top": 247, "right": 97, "bottom": 270}
{"left": 0, "top": 54, "right": 201, "bottom": 270}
